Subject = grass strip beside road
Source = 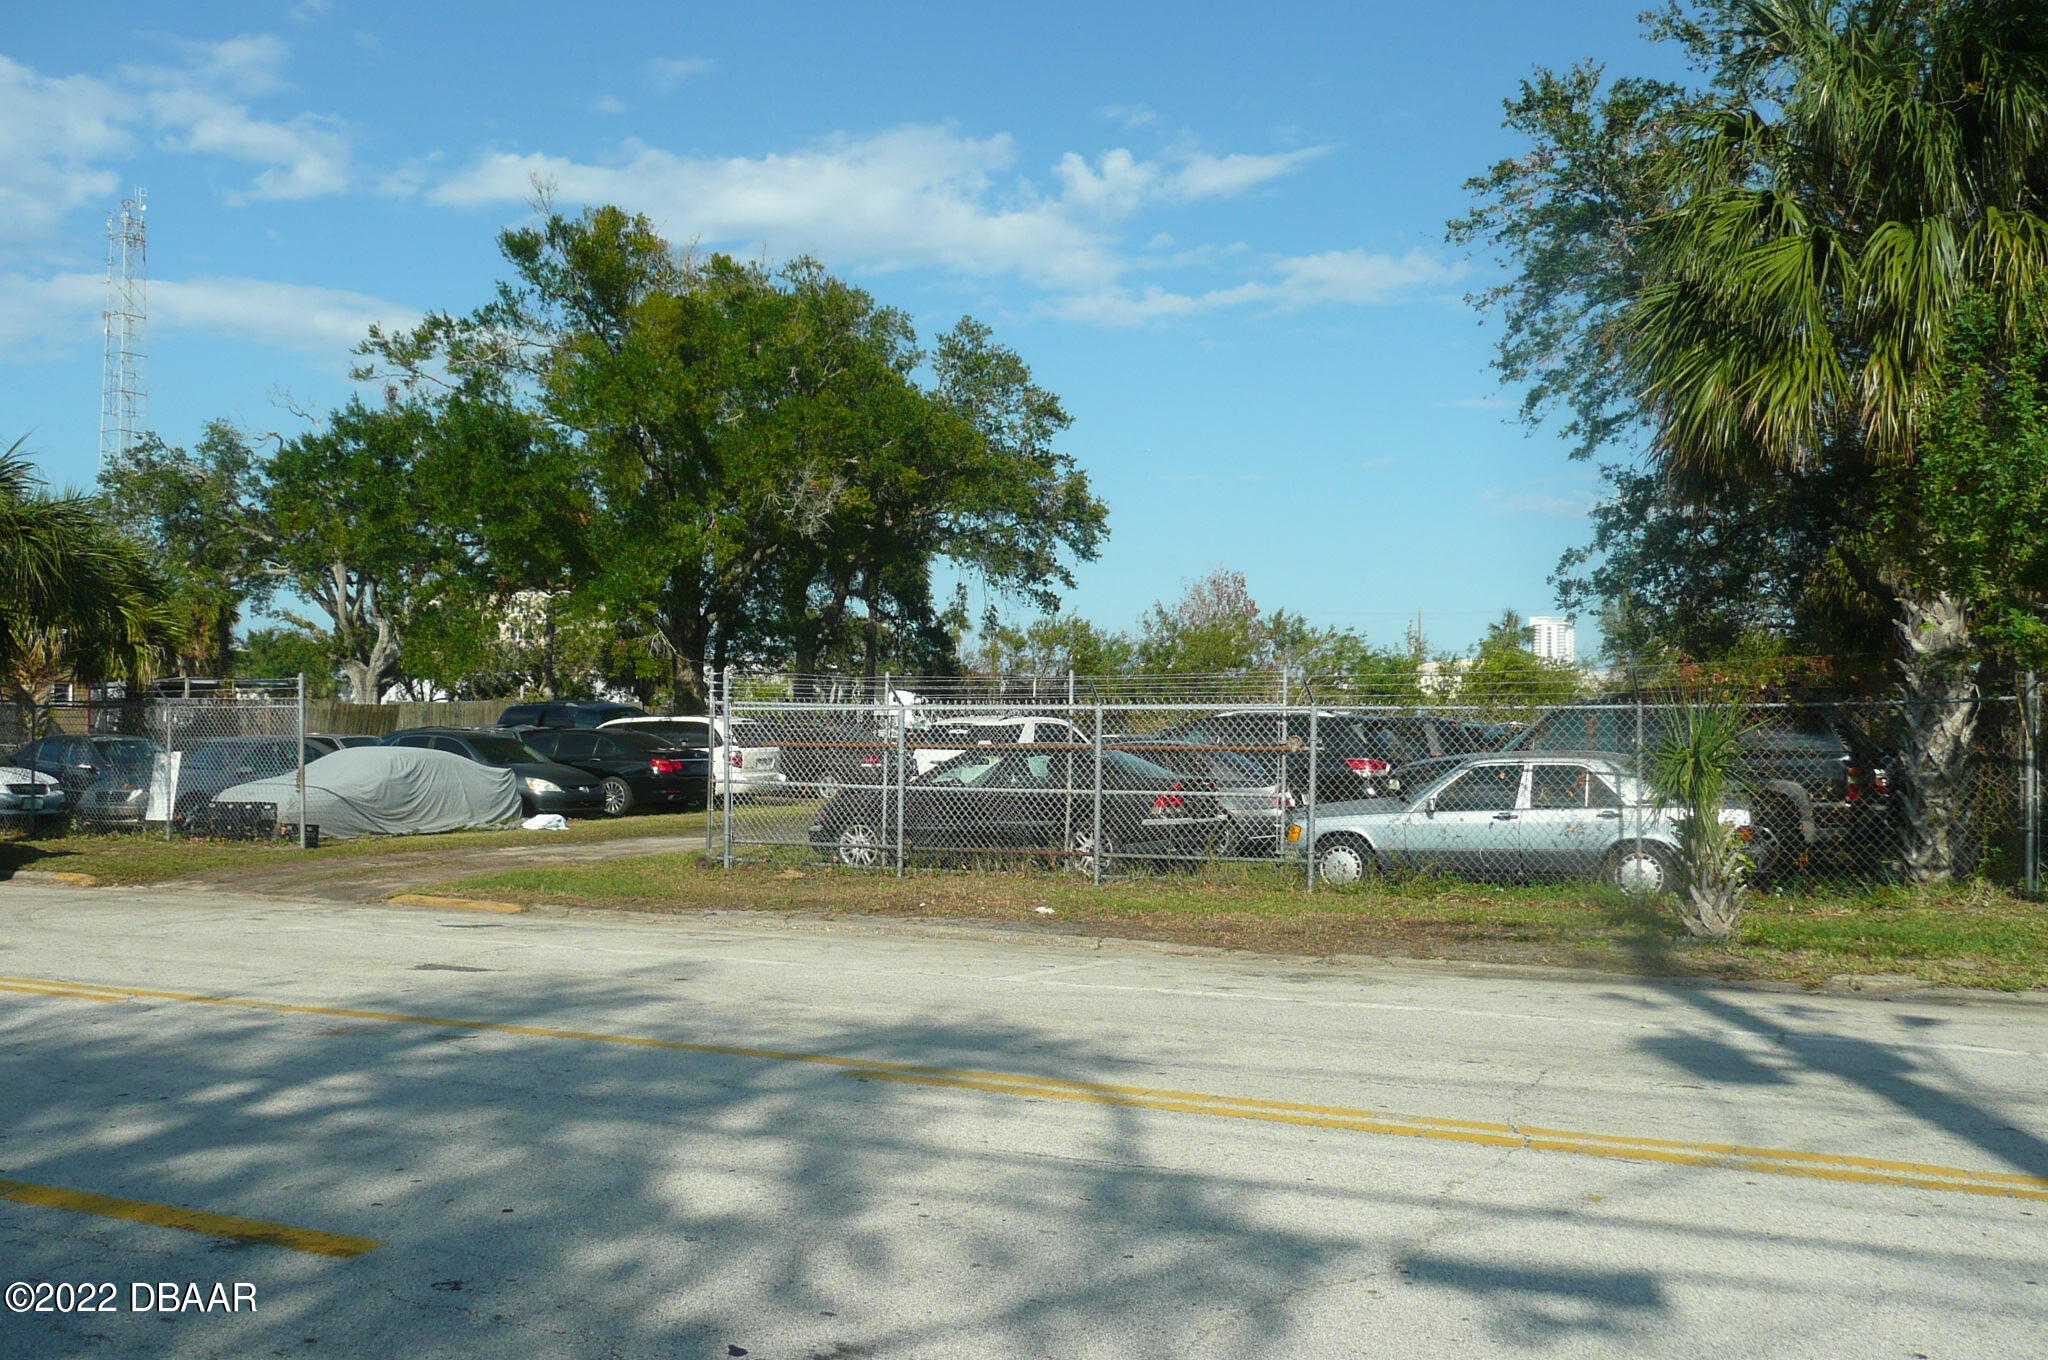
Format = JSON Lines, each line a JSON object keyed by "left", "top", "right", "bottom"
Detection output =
{"left": 423, "top": 852, "right": 2048, "bottom": 992}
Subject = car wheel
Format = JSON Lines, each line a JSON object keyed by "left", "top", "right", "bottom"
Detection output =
{"left": 1062, "top": 827, "right": 1116, "bottom": 876}
{"left": 1315, "top": 834, "right": 1376, "bottom": 887}
{"left": 600, "top": 776, "right": 635, "bottom": 817}
{"left": 1607, "top": 841, "right": 1677, "bottom": 895}
{"left": 834, "top": 821, "right": 883, "bottom": 869}
{"left": 815, "top": 774, "right": 842, "bottom": 803}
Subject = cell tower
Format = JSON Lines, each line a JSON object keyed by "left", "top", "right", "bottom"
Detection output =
{"left": 99, "top": 189, "right": 148, "bottom": 471}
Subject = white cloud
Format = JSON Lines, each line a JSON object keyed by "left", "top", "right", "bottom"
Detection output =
{"left": 1481, "top": 486, "right": 1593, "bottom": 518}
{"left": 288, "top": 0, "right": 334, "bottom": 22}
{"left": 0, "top": 271, "right": 418, "bottom": 361}
{"left": 430, "top": 126, "right": 1126, "bottom": 288}
{"left": 424, "top": 124, "right": 1335, "bottom": 293}
{"left": 647, "top": 56, "right": 715, "bottom": 90}
{"left": 1097, "top": 103, "right": 1158, "bottom": 129}
{"left": 0, "top": 55, "right": 130, "bottom": 248}
{"left": 591, "top": 95, "right": 626, "bottom": 115}
{"left": 0, "top": 40, "right": 354, "bottom": 240}
{"left": 1051, "top": 248, "right": 1463, "bottom": 324}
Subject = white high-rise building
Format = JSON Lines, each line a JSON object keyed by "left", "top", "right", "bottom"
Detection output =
{"left": 1529, "top": 615, "right": 1577, "bottom": 665}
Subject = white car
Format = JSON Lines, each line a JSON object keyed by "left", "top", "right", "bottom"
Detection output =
{"left": 0, "top": 766, "right": 64, "bottom": 822}
{"left": 1285, "top": 752, "right": 1756, "bottom": 893}
{"left": 599, "top": 715, "right": 786, "bottom": 798}
{"left": 906, "top": 715, "right": 1091, "bottom": 777}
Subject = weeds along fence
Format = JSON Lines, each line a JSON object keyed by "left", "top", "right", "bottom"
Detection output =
{"left": 713, "top": 675, "right": 2045, "bottom": 894}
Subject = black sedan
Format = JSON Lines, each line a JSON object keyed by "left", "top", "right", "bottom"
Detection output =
{"left": 383, "top": 727, "right": 605, "bottom": 816}
{"left": 519, "top": 727, "right": 710, "bottom": 816}
{"left": 808, "top": 747, "right": 1227, "bottom": 873}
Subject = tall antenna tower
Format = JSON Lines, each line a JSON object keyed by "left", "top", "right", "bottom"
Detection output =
{"left": 99, "top": 188, "right": 148, "bottom": 471}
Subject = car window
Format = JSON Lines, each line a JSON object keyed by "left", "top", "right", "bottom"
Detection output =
{"left": 603, "top": 731, "right": 669, "bottom": 755}
{"left": 466, "top": 734, "right": 536, "bottom": 764}
{"left": 388, "top": 734, "right": 430, "bottom": 749}
{"left": 1103, "top": 750, "right": 1188, "bottom": 784}
{"left": 1432, "top": 764, "right": 1523, "bottom": 813}
{"left": 551, "top": 732, "right": 600, "bottom": 760}
{"left": 499, "top": 705, "right": 541, "bottom": 727}
{"left": 926, "top": 753, "right": 1005, "bottom": 787}
{"left": 994, "top": 753, "right": 1061, "bottom": 788}
{"left": 425, "top": 736, "right": 468, "bottom": 757}
{"left": 1529, "top": 764, "right": 1621, "bottom": 810}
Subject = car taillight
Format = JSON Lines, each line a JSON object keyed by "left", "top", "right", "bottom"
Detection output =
{"left": 730, "top": 751, "right": 744, "bottom": 769}
{"left": 1846, "top": 766, "right": 1863, "bottom": 803}
{"left": 1345, "top": 758, "right": 1390, "bottom": 775}
{"left": 861, "top": 753, "right": 882, "bottom": 768}
{"left": 1154, "top": 781, "right": 1187, "bottom": 811}
{"left": 650, "top": 757, "right": 687, "bottom": 774}
{"left": 1871, "top": 766, "right": 1892, "bottom": 796}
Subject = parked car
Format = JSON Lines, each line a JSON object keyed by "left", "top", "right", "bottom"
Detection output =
{"left": 906, "top": 714, "right": 1091, "bottom": 777}
{"left": 1287, "top": 752, "right": 1758, "bottom": 892}
{"left": 314, "top": 733, "right": 384, "bottom": 749}
{"left": 0, "top": 765, "right": 64, "bottom": 824}
{"left": 737, "top": 712, "right": 899, "bottom": 798}
{"left": 1151, "top": 711, "right": 1493, "bottom": 804}
{"left": 809, "top": 746, "right": 1228, "bottom": 873}
{"left": 495, "top": 700, "right": 648, "bottom": 730}
{"left": 520, "top": 727, "right": 711, "bottom": 816}
{"left": 167, "top": 736, "right": 346, "bottom": 823}
{"left": 197, "top": 746, "right": 524, "bottom": 840}
{"left": 598, "top": 715, "right": 787, "bottom": 799}
{"left": 9, "top": 733, "right": 164, "bottom": 825}
{"left": 1502, "top": 699, "right": 1892, "bottom": 870}
{"left": 1116, "top": 741, "right": 1294, "bottom": 856}
{"left": 383, "top": 727, "right": 604, "bottom": 816}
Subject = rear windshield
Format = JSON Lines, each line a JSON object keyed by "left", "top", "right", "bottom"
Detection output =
{"left": 605, "top": 730, "right": 678, "bottom": 754}
{"left": 611, "top": 721, "right": 710, "bottom": 748}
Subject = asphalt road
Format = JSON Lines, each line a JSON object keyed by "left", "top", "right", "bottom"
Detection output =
{"left": 2, "top": 887, "right": 2045, "bottom": 1359}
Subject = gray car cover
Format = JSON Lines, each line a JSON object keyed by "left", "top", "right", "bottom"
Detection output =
{"left": 213, "top": 746, "right": 522, "bottom": 840}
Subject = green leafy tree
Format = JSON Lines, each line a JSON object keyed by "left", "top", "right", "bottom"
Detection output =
{"left": 1135, "top": 568, "right": 1271, "bottom": 674}
{"left": 0, "top": 438, "right": 180, "bottom": 702}
{"left": 362, "top": 205, "right": 1106, "bottom": 706}
{"left": 233, "top": 626, "right": 340, "bottom": 696}
{"left": 1457, "top": 610, "right": 1585, "bottom": 719}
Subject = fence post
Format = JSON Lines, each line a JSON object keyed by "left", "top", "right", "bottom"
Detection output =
{"left": 2026, "top": 669, "right": 2041, "bottom": 900}
{"left": 894, "top": 698, "right": 907, "bottom": 878}
{"left": 1091, "top": 704, "right": 1105, "bottom": 885}
{"left": 720, "top": 666, "right": 734, "bottom": 870}
{"left": 295, "top": 672, "right": 308, "bottom": 850}
{"left": 1305, "top": 705, "right": 1320, "bottom": 889}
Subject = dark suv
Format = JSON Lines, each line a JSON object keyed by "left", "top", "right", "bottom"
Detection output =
{"left": 1503, "top": 699, "right": 1896, "bottom": 869}
{"left": 496, "top": 701, "right": 648, "bottom": 730}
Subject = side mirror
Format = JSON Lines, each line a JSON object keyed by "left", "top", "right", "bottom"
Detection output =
{"left": 75, "top": 763, "right": 97, "bottom": 775}
{"left": 1424, "top": 797, "right": 1437, "bottom": 819}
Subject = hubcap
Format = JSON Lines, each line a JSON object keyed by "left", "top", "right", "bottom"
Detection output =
{"left": 1319, "top": 843, "right": 1365, "bottom": 886}
{"left": 1614, "top": 850, "right": 1667, "bottom": 894}
{"left": 603, "top": 780, "right": 628, "bottom": 814}
{"left": 837, "top": 824, "right": 880, "bottom": 868}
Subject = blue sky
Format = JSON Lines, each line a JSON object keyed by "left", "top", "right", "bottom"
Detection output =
{"left": 3, "top": 1, "right": 1687, "bottom": 656}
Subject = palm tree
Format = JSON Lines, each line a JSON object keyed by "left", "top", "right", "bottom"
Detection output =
{"left": 0, "top": 438, "right": 181, "bottom": 704}
{"left": 1623, "top": 0, "right": 2048, "bottom": 882}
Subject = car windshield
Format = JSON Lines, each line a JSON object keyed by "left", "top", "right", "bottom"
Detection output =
{"left": 466, "top": 735, "right": 538, "bottom": 764}
{"left": 94, "top": 738, "right": 160, "bottom": 763}
{"left": 1105, "top": 750, "right": 1186, "bottom": 783}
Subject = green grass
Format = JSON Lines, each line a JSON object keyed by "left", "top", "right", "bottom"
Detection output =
{"left": 421, "top": 852, "right": 2048, "bottom": 991}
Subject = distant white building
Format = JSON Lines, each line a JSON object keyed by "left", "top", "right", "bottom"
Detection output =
{"left": 1529, "top": 616, "right": 1578, "bottom": 665}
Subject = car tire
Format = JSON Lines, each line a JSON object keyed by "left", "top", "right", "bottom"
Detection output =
{"left": 815, "top": 774, "right": 842, "bottom": 803}
{"left": 1315, "top": 834, "right": 1377, "bottom": 887}
{"left": 1062, "top": 827, "right": 1116, "bottom": 876}
{"left": 1607, "top": 841, "right": 1677, "bottom": 895}
{"left": 600, "top": 776, "right": 635, "bottom": 817}
{"left": 833, "top": 820, "right": 883, "bottom": 869}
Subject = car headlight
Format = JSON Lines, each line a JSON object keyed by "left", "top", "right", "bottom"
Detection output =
{"left": 521, "top": 777, "right": 562, "bottom": 794}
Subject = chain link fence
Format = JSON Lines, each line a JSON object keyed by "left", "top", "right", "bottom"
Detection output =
{"left": 1, "top": 684, "right": 309, "bottom": 842}
{"left": 712, "top": 678, "right": 2045, "bottom": 894}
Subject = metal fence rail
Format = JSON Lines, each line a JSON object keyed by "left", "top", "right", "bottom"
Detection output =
{"left": 713, "top": 681, "right": 2043, "bottom": 893}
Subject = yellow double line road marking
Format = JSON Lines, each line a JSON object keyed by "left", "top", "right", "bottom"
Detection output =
{"left": 0, "top": 1178, "right": 381, "bottom": 1258}
{"left": 4, "top": 972, "right": 2045, "bottom": 1204}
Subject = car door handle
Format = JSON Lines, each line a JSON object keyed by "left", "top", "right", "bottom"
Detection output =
{"left": 1493, "top": 812, "right": 1516, "bottom": 821}
{"left": 1597, "top": 811, "right": 1621, "bottom": 819}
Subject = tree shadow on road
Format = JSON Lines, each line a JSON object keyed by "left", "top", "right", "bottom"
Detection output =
{"left": 0, "top": 963, "right": 1359, "bottom": 1359}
